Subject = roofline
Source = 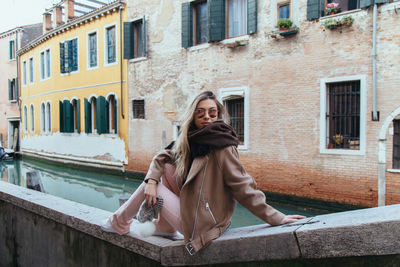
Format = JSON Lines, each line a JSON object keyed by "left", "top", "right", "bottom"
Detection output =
{"left": 0, "top": 23, "right": 43, "bottom": 39}
{"left": 17, "top": 0, "right": 125, "bottom": 56}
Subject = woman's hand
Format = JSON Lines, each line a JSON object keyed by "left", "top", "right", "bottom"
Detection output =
{"left": 144, "top": 180, "right": 158, "bottom": 207}
{"left": 279, "top": 215, "right": 307, "bottom": 225}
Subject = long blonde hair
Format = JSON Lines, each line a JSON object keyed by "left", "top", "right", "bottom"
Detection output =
{"left": 173, "top": 91, "right": 229, "bottom": 183}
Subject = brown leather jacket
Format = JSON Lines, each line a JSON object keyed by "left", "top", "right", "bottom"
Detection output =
{"left": 145, "top": 145, "right": 285, "bottom": 254}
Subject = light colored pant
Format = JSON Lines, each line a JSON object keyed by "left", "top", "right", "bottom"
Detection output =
{"left": 110, "top": 163, "right": 183, "bottom": 234}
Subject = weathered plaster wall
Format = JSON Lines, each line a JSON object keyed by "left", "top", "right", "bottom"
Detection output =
{"left": 125, "top": 1, "right": 400, "bottom": 206}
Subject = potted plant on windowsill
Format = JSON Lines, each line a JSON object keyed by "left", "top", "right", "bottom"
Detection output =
{"left": 277, "top": 18, "right": 298, "bottom": 36}
{"left": 326, "top": 3, "right": 341, "bottom": 16}
{"left": 324, "top": 16, "right": 354, "bottom": 30}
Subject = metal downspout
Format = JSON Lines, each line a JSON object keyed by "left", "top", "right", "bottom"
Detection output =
{"left": 372, "top": 4, "right": 378, "bottom": 121}
{"left": 119, "top": 5, "right": 125, "bottom": 119}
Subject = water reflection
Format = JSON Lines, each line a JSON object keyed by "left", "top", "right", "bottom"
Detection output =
{"left": 1, "top": 159, "right": 325, "bottom": 228}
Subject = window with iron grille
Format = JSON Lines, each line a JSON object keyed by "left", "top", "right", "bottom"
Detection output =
{"left": 326, "top": 81, "right": 360, "bottom": 150}
{"left": 224, "top": 97, "right": 244, "bottom": 144}
{"left": 393, "top": 120, "right": 400, "bottom": 169}
{"left": 132, "top": 99, "right": 145, "bottom": 119}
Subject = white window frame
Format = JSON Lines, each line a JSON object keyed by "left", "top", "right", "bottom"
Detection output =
{"left": 39, "top": 48, "right": 51, "bottom": 81}
{"left": 29, "top": 103, "right": 35, "bottom": 133}
{"left": 226, "top": 0, "right": 248, "bottom": 38}
{"left": 104, "top": 23, "right": 118, "bottom": 67}
{"left": 88, "top": 94, "right": 98, "bottom": 134}
{"left": 45, "top": 101, "right": 51, "bottom": 133}
{"left": 40, "top": 101, "right": 46, "bottom": 133}
{"left": 22, "top": 60, "right": 27, "bottom": 86}
{"left": 218, "top": 86, "right": 249, "bottom": 150}
{"left": 9, "top": 39, "right": 16, "bottom": 61}
{"left": 60, "top": 36, "right": 80, "bottom": 76}
{"left": 28, "top": 56, "right": 34, "bottom": 84}
{"left": 106, "top": 92, "right": 118, "bottom": 135}
{"left": 87, "top": 29, "right": 99, "bottom": 70}
{"left": 319, "top": 75, "right": 367, "bottom": 155}
{"left": 23, "top": 105, "right": 28, "bottom": 132}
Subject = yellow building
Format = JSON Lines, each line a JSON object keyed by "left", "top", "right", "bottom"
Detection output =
{"left": 18, "top": 0, "right": 130, "bottom": 170}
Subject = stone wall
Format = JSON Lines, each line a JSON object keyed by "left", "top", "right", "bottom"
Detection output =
{"left": 124, "top": 1, "right": 400, "bottom": 207}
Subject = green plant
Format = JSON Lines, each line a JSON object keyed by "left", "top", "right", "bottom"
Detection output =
{"left": 324, "top": 19, "right": 341, "bottom": 29}
{"left": 326, "top": 3, "right": 341, "bottom": 15}
{"left": 277, "top": 18, "right": 293, "bottom": 30}
{"left": 341, "top": 16, "right": 354, "bottom": 27}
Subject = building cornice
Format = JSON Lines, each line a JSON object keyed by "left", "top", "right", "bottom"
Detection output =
{"left": 17, "top": 0, "right": 125, "bottom": 56}
{"left": 0, "top": 28, "right": 23, "bottom": 39}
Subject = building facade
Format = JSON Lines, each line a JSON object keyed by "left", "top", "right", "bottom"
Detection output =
{"left": 18, "top": 0, "right": 129, "bottom": 169}
{"left": 0, "top": 24, "right": 42, "bottom": 150}
{"left": 123, "top": 0, "right": 400, "bottom": 207}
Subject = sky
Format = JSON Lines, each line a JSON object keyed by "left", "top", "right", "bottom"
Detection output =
{"left": 0, "top": 0, "right": 57, "bottom": 33}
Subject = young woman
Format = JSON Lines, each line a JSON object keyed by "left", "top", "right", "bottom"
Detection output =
{"left": 104, "top": 91, "right": 305, "bottom": 254}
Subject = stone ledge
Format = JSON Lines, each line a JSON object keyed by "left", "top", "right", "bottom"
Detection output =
{"left": 1, "top": 181, "right": 399, "bottom": 266}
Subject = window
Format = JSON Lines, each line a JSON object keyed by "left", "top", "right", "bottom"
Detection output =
{"left": 87, "top": 31, "right": 98, "bottom": 69}
{"left": 278, "top": 2, "right": 290, "bottom": 19}
{"left": 393, "top": 120, "right": 400, "bottom": 169}
{"left": 84, "top": 96, "right": 111, "bottom": 134}
{"left": 8, "top": 78, "right": 18, "bottom": 101}
{"left": 46, "top": 102, "right": 51, "bottom": 132}
{"left": 326, "top": 81, "right": 360, "bottom": 150}
{"left": 23, "top": 106, "right": 28, "bottom": 131}
{"left": 105, "top": 25, "right": 116, "bottom": 65}
{"left": 132, "top": 99, "right": 145, "bottom": 119}
{"left": 182, "top": 0, "right": 257, "bottom": 47}
{"left": 320, "top": 75, "right": 366, "bottom": 155}
{"left": 29, "top": 57, "right": 34, "bottom": 84}
{"left": 227, "top": 0, "right": 247, "bottom": 38}
{"left": 30, "top": 104, "right": 35, "bottom": 132}
{"left": 40, "top": 103, "right": 46, "bottom": 132}
{"left": 60, "top": 38, "right": 78, "bottom": 74}
{"left": 107, "top": 95, "right": 118, "bottom": 134}
{"left": 41, "top": 49, "right": 51, "bottom": 80}
{"left": 219, "top": 87, "right": 249, "bottom": 149}
{"left": 123, "top": 18, "right": 147, "bottom": 59}
{"left": 72, "top": 99, "right": 81, "bottom": 133}
{"left": 9, "top": 40, "right": 16, "bottom": 60}
{"left": 307, "top": 0, "right": 364, "bottom": 20}
{"left": 22, "top": 61, "right": 27, "bottom": 86}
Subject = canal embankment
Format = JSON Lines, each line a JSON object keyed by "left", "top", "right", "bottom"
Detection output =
{"left": 1, "top": 181, "right": 399, "bottom": 266}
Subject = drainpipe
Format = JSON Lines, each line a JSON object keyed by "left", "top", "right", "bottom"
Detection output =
{"left": 119, "top": 5, "right": 125, "bottom": 119}
{"left": 372, "top": 4, "right": 378, "bottom": 121}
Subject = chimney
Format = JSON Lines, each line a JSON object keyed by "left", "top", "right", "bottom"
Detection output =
{"left": 52, "top": 5, "right": 63, "bottom": 28}
{"left": 65, "top": 0, "right": 75, "bottom": 22}
{"left": 43, "top": 12, "right": 52, "bottom": 32}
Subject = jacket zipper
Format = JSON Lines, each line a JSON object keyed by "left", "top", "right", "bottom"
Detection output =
{"left": 188, "top": 159, "right": 209, "bottom": 243}
{"left": 205, "top": 201, "right": 217, "bottom": 224}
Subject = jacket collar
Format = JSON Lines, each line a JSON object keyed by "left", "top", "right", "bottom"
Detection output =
{"left": 184, "top": 154, "right": 209, "bottom": 186}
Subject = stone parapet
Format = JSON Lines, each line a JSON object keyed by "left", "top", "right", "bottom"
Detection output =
{"left": 0, "top": 181, "right": 399, "bottom": 266}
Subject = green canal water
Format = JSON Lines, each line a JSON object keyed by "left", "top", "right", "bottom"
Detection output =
{"left": 0, "top": 158, "right": 338, "bottom": 228}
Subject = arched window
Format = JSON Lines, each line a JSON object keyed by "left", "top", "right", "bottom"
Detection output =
{"left": 23, "top": 106, "right": 28, "bottom": 132}
{"left": 46, "top": 102, "right": 51, "bottom": 132}
{"left": 107, "top": 94, "right": 118, "bottom": 134}
{"left": 40, "top": 103, "right": 45, "bottom": 133}
{"left": 71, "top": 99, "right": 80, "bottom": 133}
{"left": 91, "top": 97, "right": 97, "bottom": 133}
{"left": 30, "top": 104, "right": 35, "bottom": 132}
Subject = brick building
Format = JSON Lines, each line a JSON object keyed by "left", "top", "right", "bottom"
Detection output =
{"left": 123, "top": 0, "right": 400, "bottom": 207}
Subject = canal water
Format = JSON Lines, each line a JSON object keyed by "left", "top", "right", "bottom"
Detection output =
{"left": 0, "top": 158, "right": 334, "bottom": 228}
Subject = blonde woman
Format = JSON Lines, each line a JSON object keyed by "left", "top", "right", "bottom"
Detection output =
{"left": 103, "top": 91, "right": 305, "bottom": 254}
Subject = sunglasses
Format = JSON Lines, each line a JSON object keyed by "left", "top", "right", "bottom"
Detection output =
{"left": 195, "top": 108, "right": 218, "bottom": 118}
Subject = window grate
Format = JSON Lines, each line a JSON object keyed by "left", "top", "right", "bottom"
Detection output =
{"left": 326, "top": 81, "right": 360, "bottom": 149}
{"left": 132, "top": 100, "right": 145, "bottom": 119}
{"left": 393, "top": 120, "right": 400, "bottom": 169}
{"left": 224, "top": 98, "right": 244, "bottom": 144}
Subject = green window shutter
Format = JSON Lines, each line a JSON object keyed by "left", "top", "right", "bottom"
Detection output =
{"left": 96, "top": 96, "right": 106, "bottom": 134}
{"left": 208, "top": 0, "right": 225, "bottom": 42}
{"left": 9, "top": 41, "right": 12, "bottom": 59}
{"left": 59, "top": 101, "right": 64, "bottom": 132}
{"left": 63, "top": 100, "right": 72, "bottom": 133}
{"left": 181, "top": 2, "right": 193, "bottom": 48}
{"left": 307, "top": 0, "right": 322, "bottom": 20}
{"left": 8, "top": 79, "right": 12, "bottom": 100}
{"left": 105, "top": 100, "right": 110, "bottom": 133}
{"left": 123, "top": 22, "right": 134, "bottom": 59}
{"left": 359, "top": 0, "right": 373, "bottom": 8}
{"left": 15, "top": 78, "right": 18, "bottom": 101}
{"left": 84, "top": 98, "right": 91, "bottom": 133}
{"left": 114, "top": 98, "right": 118, "bottom": 134}
{"left": 67, "top": 40, "right": 73, "bottom": 72}
{"left": 60, "top": 42, "right": 65, "bottom": 74}
{"left": 72, "top": 39, "right": 78, "bottom": 71}
{"left": 247, "top": 0, "right": 257, "bottom": 34}
{"left": 142, "top": 16, "right": 147, "bottom": 57}
{"left": 77, "top": 99, "right": 81, "bottom": 133}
